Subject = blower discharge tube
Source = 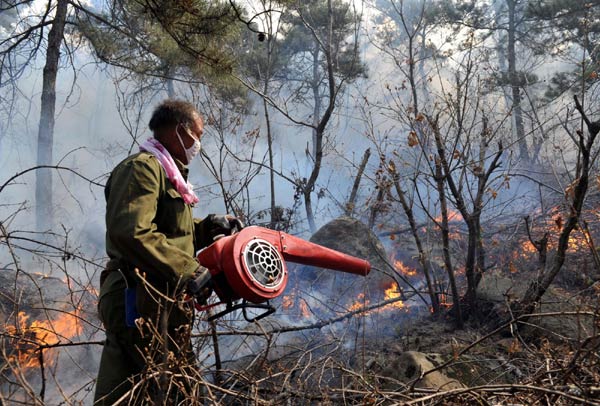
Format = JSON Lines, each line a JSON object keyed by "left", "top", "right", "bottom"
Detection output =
{"left": 278, "top": 232, "right": 370, "bottom": 276}
{"left": 197, "top": 226, "right": 371, "bottom": 304}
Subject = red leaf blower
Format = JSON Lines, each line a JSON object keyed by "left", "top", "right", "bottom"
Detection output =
{"left": 196, "top": 226, "right": 371, "bottom": 321}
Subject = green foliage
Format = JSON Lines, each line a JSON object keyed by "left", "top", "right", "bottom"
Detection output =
{"left": 279, "top": 0, "right": 367, "bottom": 83}
{"left": 525, "top": 0, "right": 600, "bottom": 99}
{"left": 492, "top": 71, "right": 539, "bottom": 88}
{"left": 77, "top": 0, "right": 247, "bottom": 102}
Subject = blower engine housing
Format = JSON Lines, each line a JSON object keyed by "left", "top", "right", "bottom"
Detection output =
{"left": 197, "top": 226, "right": 370, "bottom": 305}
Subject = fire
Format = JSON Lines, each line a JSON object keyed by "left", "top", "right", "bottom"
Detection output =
{"left": 514, "top": 232, "right": 587, "bottom": 262}
{"left": 86, "top": 283, "right": 100, "bottom": 298}
{"left": 567, "top": 233, "right": 586, "bottom": 251}
{"left": 299, "top": 299, "right": 311, "bottom": 318}
{"left": 5, "top": 308, "right": 82, "bottom": 369}
{"left": 282, "top": 295, "right": 294, "bottom": 310}
{"left": 434, "top": 209, "right": 461, "bottom": 224}
{"left": 439, "top": 293, "right": 452, "bottom": 308}
{"left": 383, "top": 284, "right": 405, "bottom": 310}
{"left": 346, "top": 283, "right": 406, "bottom": 314}
{"left": 521, "top": 240, "right": 537, "bottom": 254}
{"left": 281, "top": 292, "right": 311, "bottom": 318}
{"left": 394, "top": 260, "right": 417, "bottom": 277}
{"left": 431, "top": 209, "right": 462, "bottom": 240}
{"left": 348, "top": 293, "right": 370, "bottom": 313}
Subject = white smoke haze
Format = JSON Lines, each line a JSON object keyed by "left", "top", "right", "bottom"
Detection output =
{"left": 1, "top": 0, "right": 599, "bottom": 403}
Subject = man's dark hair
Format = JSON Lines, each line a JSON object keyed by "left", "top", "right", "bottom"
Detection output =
{"left": 148, "top": 99, "right": 199, "bottom": 131}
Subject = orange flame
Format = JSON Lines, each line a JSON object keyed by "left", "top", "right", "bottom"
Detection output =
{"left": 86, "top": 283, "right": 100, "bottom": 298}
{"left": 5, "top": 309, "right": 82, "bottom": 369}
{"left": 346, "top": 283, "right": 406, "bottom": 314}
{"left": 299, "top": 299, "right": 311, "bottom": 318}
{"left": 434, "top": 209, "right": 461, "bottom": 224}
{"left": 281, "top": 293, "right": 311, "bottom": 318}
{"left": 394, "top": 260, "right": 417, "bottom": 277}
{"left": 348, "top": 293, "right": 370, "bottom": 313}
{"left": 383, "top": 284, "right": 405, "bottom": 310}
{"left": 514, "top": 232, "right": 587, "bottom": 262}
{"left": 521, "top": 240, "right": 537, "bottom": 254}
{"left": 567, "top": 234, "right": 586, "bottom": 251}
{"left": 432, "top": 209, "right": 462, "bottom": 240}
{"left": 439, "top": 293, "right": 452, "bottom": 308}
{"left": 282, "top": 295, "right": 294, "bottom": 310}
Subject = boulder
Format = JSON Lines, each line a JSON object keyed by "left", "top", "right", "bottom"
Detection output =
{"left": 381, "top": 351, "right": 463, "bottom": 390}
{"left": 309, "top": 217, "right": 389, "bottom": 272}
{"left": 477, "top": 271, "right": 595, "bottom": 341}
{"left": 288, "top": 217, "right": 394, "bottom": 309}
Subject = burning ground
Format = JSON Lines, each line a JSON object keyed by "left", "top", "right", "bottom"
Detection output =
{"left": 1, "top": 214, "right": 599, "bottom": 405}
{"left": 1, "top": 267, "right": 102, "bottom": 405}
{"left": 190, "top": 217, "right": 599, "bottom": 405}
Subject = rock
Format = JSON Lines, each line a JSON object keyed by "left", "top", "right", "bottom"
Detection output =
{"left": 294, "top": 217, "right": 394, "bottom": 303}
{"left": 309, "top": 217, "right": 389, "bottom": 272}
{"left": 477, "top": 271, "right": 527, "bottom": 304}
{"left": 381, "top": 351, "right": 464, "bottom": 390}
{"left": 477, "top": 271, "right": 595, "bottom": 341}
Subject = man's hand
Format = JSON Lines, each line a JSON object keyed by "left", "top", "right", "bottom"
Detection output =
{"left": 187, "top": 266, "right": 213, "bottom": 304}
{"left": 208, "top": 214, "right": 244, "bottom": 240}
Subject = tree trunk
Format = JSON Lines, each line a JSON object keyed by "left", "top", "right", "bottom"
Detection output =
{"left": 303, "top": 0, "right": 336, "bottom": 234}
{"left": 263, "top": 35, "right": 277, "bottom": 229}
{"left": 507, "top": 0, "right": 528, "bottom": 161}
{"left": 166, "top": 78, "right": 175, "bottom": 98}
{"left": 36, "top": 0, "right": 68, "bottom": 231}
{"left": 264, "top": 97, "right": 276, "bottom": 229}
{"left": 392, "top": 167, "right": 440, "bottom": 314}
{"left": 464, "top": 219, "right": 478, "bottom": 306}
{"left": 345, "top": 148, "right": 370, "bottom": 216}
{"left": 407, "top": 32, "right": 418, "bottom": 114}
{"left": 434, "top": 162, "right": 462, "bottom": 326}
{"left": 304, "top": 44, "right": 322, "bottom": 233}
{"left": 311, "top": 45, "right": 321, "bottom": 161}
{"left": 368, "top": 184, "right": 385, "bottom": 230}
{"left": 519, "top": 97, "right": 599, "bottom": 314}
{"left": 418, "top": 25, "right": 430, "bottom": 104}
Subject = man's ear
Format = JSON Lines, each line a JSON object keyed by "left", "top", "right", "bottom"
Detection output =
{"left": 154, "top": 127, "right": 172, "bottom": 143}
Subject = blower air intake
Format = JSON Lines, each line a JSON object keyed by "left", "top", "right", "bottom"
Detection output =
{"left": 196, "top": 226, "right": 371, "bottom": 321}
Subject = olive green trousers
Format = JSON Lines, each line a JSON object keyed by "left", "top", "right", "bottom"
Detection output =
{"left": 93, "top": 272, "right": 195, "bottom": 405}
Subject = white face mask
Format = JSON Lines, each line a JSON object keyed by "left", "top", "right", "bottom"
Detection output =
{"left": 176, "top": 125, "right": 202, "bottom": 163}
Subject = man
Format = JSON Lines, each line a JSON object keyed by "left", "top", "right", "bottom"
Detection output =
{"left": 94, "top": 100, "right": 239, "bottom": 405}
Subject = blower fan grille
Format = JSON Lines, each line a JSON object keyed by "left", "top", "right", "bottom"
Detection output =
{"left": 242, "top": 238, "right": 285, "bottom": 290}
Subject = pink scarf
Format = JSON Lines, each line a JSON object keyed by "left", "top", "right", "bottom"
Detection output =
{"left": 139, "top": 138, "right": 199, "bottom": 205}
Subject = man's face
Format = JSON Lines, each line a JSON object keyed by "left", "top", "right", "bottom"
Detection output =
{"left": 179, "top": 115, "right": 204, "bottom": 148}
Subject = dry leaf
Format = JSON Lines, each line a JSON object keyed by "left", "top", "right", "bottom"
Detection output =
{"left": 565, "top": 179, "right": 578, "bottom": 200}
{"left": 554, "top": 215, "right": 563, "bottom": 231}
{"left": 508, "top": 338, "right": 521, "bottom": 354}
{"left": 388, "top": 160, "right": 397, "bottom": 173}
{"left": 408, "top": 131, "right": 419, "bottom": 147}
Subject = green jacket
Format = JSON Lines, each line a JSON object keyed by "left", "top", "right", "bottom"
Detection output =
{"left": 102, "top": 151, "right": 211, "bottom": 298}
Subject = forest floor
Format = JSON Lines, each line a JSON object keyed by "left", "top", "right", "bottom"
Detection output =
{"left": 224, "top": 267, "right": 600, "bottom": 405}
